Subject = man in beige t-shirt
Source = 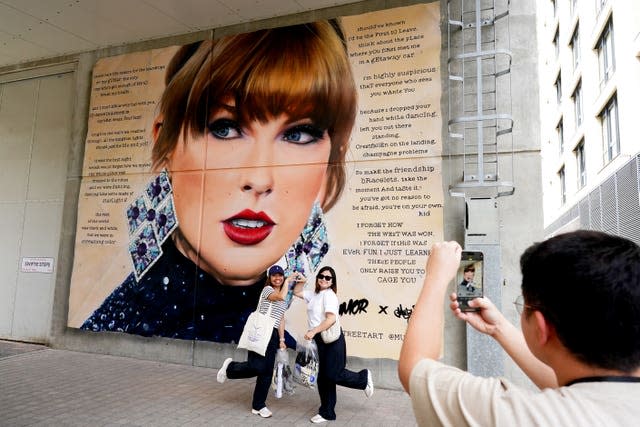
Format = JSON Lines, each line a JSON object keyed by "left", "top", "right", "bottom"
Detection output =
{"left": 399, "top": 231, "right": 640, "bottom": 426}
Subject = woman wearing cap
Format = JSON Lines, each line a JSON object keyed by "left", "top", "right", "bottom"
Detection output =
{"left": 216, "top": 265, "right": 299, "bottom": 418}
{"left": 78, "top": 20, "right": 357, "bottom": 343}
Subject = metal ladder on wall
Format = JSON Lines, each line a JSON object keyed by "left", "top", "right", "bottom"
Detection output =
{"left": 446, "top": 0, "right": 514, "bottom": 378}
{"left": 447, "top": 0, "right": 514, "bottom": 198}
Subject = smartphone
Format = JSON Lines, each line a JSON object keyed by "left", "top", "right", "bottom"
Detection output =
{"left": 456, "top": 251, "right": 484, "bottom": 312}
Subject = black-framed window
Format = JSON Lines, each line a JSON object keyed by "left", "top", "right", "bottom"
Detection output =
{"left": 595, "top": 0, "right": 608, "bottom": 14}
{"left": 600, "top": 94, "right": 619, "bottom": 164}
{"left": 597, "top": 19, "right": 615, "bottom": 88}
{"left": 574, "top": 140, "right": 586, "bottom": 189}
{"left": 554, "top": 73, "right": 562, "bottom": 104}
{"left": 557, "top": 118, "right": 564, "bottom": 154}
{"left": 570, "top": 0, "right": 577, "bottom": 16}
{"left": 553, "top": 28, "right": 560, "bottom": 58}
{"left": 559, "top": 165, "right": 566, "bottom": 205}
{"left": 573, "top": 81, "right": 583, "bottom": 128}
{"left": 570, "top": 25, "right": 580, "bottom": 71}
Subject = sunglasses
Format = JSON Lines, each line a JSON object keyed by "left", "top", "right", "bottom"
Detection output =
{"left": 317, "top": 274, "right": 333, "bottom": 281}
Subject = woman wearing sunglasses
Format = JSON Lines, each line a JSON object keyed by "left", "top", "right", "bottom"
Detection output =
{"left": 292, "top": 266, "right": 374, "bottom": 423}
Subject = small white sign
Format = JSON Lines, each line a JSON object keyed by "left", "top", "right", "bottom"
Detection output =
{"left": 20, "top": 257, "right": 55, "bottom": 273}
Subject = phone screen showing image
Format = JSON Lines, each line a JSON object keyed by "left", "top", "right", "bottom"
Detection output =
{"left": 456, "top": 251, "right": 484, "bottom": 312}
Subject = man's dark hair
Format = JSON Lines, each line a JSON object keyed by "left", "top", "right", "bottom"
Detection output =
{"left": 520, "top": 230, "right": 640, "bottom": 372}
{"left": 464, "top": 265, "right": 475, "bottom": 273}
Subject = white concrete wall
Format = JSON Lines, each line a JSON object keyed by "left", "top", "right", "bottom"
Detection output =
{"left": 538, "top": 0, "right": 640, "bottom": 227}
{"left": 0, "top": 71, "right": 75, "bottom": 342}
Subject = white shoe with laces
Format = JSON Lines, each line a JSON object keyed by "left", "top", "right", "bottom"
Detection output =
{"left": 251, "top": 407, "right": 273, "bottom": 418}
{"left": 217, "top": 357, "right": 232, "bottom": 383}
{"left": 310, "top": 414, "right": 328, "bottom": 423}
{"left": 364, "top": 369, "right": 374, "bottom": 398}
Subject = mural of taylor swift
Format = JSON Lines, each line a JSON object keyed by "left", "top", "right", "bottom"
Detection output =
{"left": 81, "top": 20, "right": 357, "bottom": 343}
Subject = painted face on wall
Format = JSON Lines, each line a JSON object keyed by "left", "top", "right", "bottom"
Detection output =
{"left": 167, "top": 100, "right": 331, "bottom": 285}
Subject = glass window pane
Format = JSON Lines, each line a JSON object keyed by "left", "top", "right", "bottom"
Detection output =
{"left": 598, "top": 20, "right": 615, "bottom": 86}
{"left": 571, "top": 27, "right": 580, "bottom": 70}
{"left": 601, "top": 95, "right": 619, "bottom": 164}
{"left": 574, "top": 83, "right": 582, "bottom": 128}
{"left": 559, "top": 166, "right": 566, "bottom": 205}
{"left": 575, "top": 141, "right": 586, "bottom": 189}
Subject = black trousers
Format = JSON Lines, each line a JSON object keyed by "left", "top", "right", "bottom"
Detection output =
{"left": 226, "top": 328, "right": 279, "bottom": 411}
{"left": 314, "top": 332, "right": 367, "bottom": 420}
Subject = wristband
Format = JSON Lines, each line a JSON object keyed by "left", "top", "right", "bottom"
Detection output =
{"left": 279, "top": 338, "right": 285, "bottom": 342}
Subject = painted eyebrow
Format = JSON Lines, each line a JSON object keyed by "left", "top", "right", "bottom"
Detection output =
{"left": 208, "top": 104, "right": 324, "bottom": 130}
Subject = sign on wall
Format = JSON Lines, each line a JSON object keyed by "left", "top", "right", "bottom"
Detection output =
{"left": 21, "top": 257, "right": 55, "bottom": 274}
{"left": 68, "top": 2, "right": 442, "bottom": 359}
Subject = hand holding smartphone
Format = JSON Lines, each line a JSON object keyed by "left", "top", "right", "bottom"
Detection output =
{"left": 456, "top": 251, "right": 483, "bottom": 312}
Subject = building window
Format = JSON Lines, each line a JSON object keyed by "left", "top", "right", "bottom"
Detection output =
{"left": 574, "top": 140, "right": 586, "bottom": 189}
{"left": 595, "top": 0, "right": 608, "bottom": 14}
{"left": 570, "top": 0, "right": 578, "bottom": 16}
{"left": 557, "top": 118, "right": 564, "bottom": 154}
{"left": 570, "top": 25, "right": 580, "bottom": 71}
{"left": 554, "top": 73, "right": 562, "bottom": 104}
{"left": 559, "top": 166, "right": 566, "bottom": 205}
{"left": 597, "top": 19, "right": 615, "bottom": 88}
{"left": 600, "top": 94, "right": 619, "bottom": 164}
{"left": 573, "top": 81, "right": 583, "bottom": 128}
{"left": 552, "top": 0, "right": 557, "bottom": 18}
{"left": 553, "top": 28, "right": 559, "bottom": 58}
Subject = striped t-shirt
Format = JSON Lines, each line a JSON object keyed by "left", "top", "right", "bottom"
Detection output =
{"left": 258, "top": 286, "right": 287, "bottom": 329}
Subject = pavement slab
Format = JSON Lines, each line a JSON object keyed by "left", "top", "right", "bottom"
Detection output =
{"left": 0, "top": 340, "right": 417, "bottom": 426}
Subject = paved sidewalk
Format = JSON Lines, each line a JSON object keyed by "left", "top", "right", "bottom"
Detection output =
{"left": 0, "top": 341, "right": 417, "bottom": 426}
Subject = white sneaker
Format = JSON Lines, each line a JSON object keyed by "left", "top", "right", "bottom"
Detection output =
{"left": 251, "top": 407, "right": 273, "bottom": 418}
{"left": 310, "top": 414, "right": 328, "bottom": 423}
{"left": 217, "top": 357, "right": 232, "bottom": 383}
{"left": 364, "top": 369, "right": 374, "bottom": 398}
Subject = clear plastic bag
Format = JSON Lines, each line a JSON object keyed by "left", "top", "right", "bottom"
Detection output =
{"left": 293, "top": 338, "right": 319, "bottom": 389}
{"left": 272, "top": 348, "right": 295, "bottom": 398}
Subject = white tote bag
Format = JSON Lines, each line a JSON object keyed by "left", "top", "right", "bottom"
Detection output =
{"left": 320, "top": 292, "right": 341, "bottom": 344}
{"left": 238, "top": 299, "right": 275, "bottom": 356}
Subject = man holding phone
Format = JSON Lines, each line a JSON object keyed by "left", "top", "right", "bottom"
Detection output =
{"left": 398, "top": 230, "right": 640, "bottom": 426}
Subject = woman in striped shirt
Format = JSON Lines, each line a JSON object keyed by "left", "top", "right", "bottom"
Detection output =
{"left": 216, "top": 265, "right": 294, "bottom": 418}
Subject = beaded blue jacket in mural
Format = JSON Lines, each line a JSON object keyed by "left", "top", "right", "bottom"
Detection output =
{"left": 81, "top": 238, "right": 264, "bottom": 343}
